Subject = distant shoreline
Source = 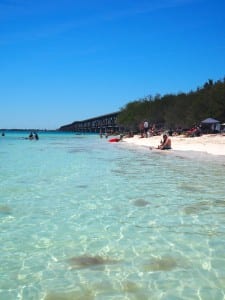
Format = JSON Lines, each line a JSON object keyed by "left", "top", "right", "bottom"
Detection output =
{"left": 0, "top": 129, "right": 57, "bottom": 132}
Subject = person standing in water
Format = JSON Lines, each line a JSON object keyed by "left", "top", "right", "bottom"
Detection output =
{"left": 34, "top": 132, "right": 39, "bottom": 140}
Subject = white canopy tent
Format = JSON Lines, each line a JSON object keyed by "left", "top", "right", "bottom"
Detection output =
{"left": 201, "top": 118, "right": 220, "bottom": 132}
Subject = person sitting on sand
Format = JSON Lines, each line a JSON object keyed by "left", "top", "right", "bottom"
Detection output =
{"left": 157, "top": 134, "right": 172, "bottom": 150}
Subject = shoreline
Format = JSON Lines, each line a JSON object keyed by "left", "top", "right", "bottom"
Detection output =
{"left": 121, "top": 134, "right": 225, "bottom": 158}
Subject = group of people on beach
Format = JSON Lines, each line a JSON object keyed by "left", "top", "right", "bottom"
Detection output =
{"left": 139, "top": 120, "right": 172, "bottom": 150}
{"left": 139, "top": 120, "right": 156, "bottom": 138}
{"left": 100, "top": 119, "right": 172, "bottom": 149}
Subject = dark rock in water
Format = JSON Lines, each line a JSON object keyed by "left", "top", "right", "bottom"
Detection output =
{"left": 68, "top": 147, "right": 88, "bottom": 153}
{"left": 143, "top": 256, "right": 178, "bottom": 272}
{"left": 121, "top": 281, "right": 140, "bottom": 293}
{"left": 0, "top": 205, "right": 12, "bottom": 214}
{"left": 183, "top": 201, "right": 210, "bottom": 215}
{"left": 44, "top": 289, "right": 94, "bottom": 300}
{"left": 214, "top": 200, "right": 225, "bottom": 207}
{"left": 76, "top": 185, "right": 88, "bottom": 189}
{"left": 133, "top": 199, "right": 150, "bottom": 207}
{"left": 67, "top": 255, "right": 119, "bottom": 270}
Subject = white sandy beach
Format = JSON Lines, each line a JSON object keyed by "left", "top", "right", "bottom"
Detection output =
{"left": 122, "top": 134, "right": 225, "bottom": 156}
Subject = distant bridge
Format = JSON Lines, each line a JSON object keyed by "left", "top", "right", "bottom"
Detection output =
{"left": 59, "top": 111, "right": 122, "bottom": 133}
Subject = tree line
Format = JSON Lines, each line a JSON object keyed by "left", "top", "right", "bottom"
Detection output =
{"left": 117, "top": 77, "right": 225, "bottom": 131}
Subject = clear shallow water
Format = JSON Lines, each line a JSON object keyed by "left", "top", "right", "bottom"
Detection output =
{"left": 0, "top": 131, "right": 225, "bottom": 300}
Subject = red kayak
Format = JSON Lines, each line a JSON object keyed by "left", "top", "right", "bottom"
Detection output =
{"left": 109, "top": 138, "right": 120, "bottom": 142}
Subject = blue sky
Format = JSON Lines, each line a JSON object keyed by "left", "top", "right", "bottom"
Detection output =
{"left": 1, "top": 0, "right": 225, "bottom": 129}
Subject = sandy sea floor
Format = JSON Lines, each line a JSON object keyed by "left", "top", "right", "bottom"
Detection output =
{"left": 1, "top": 132, "right": 225, "bottom": 299}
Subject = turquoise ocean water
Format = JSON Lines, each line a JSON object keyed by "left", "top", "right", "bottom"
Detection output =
{"left": 0, "top": 131, "right": 225, "bottom": 300}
